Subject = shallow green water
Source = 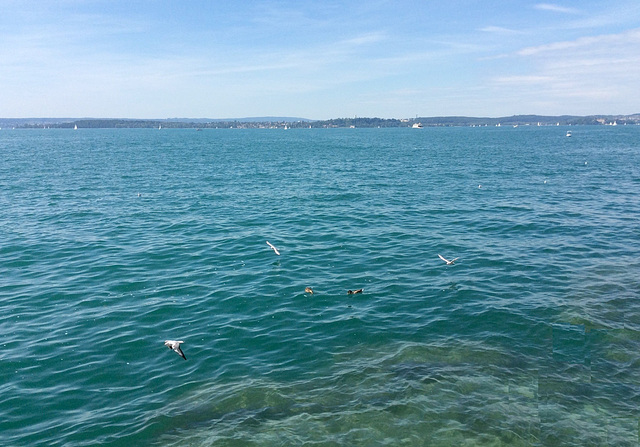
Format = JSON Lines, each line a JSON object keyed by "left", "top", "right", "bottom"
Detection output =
{"left": 1, "top": 126, "right": 639, "bottom": 446}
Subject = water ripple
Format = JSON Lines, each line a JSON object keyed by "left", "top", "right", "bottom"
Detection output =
{"left": 1, "top": 127, "right": 639, "bottom": 446}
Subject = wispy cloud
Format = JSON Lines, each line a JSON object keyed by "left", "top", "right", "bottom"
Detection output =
{"left": 2, "top": 1, "right": 639, "bottom": 118}
{"left": 478, "top": 26, "right": 524, "bottom": 35}
{"left": 340, "top": 32, "right": 388, "bottom": 47}
{"left": 489, "top": 28, "right": 640, "bottom": 113}
{"left": 516, "top": 28, "right": 640, "bottom": 56}
{"left": 534, "top": 3, "right": 580, "bottom": 14}
{"left": 492, "top": 75, "right": 554, "bottom": 84}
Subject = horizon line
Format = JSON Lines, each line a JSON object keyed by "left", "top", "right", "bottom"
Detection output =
{"left": 2, "top": 112, "right": 639, "bottom": 122}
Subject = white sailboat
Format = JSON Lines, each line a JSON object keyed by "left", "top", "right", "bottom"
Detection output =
{"left": 74, "top": 124, "right": 78, "bottom": 130}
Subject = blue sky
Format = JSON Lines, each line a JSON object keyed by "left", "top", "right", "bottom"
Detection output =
{"left": 1, "top": 1, "right": 639, "bottom": 119}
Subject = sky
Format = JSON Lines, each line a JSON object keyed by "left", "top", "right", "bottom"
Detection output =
{"left": 1, "top": 0, "right": 639, "bottom": 119}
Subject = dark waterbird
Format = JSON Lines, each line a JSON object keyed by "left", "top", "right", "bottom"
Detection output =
{"left": 347, "top": 289, "right": 363, "bottom": 295}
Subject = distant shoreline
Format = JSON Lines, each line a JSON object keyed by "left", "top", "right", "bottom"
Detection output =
{"left": 2, "top": 114, "right": 639, "bottom": 129}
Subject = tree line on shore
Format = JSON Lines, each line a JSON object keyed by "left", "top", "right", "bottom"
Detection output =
{"left": 10, "top": 114, "right": 640, "bottom": 129}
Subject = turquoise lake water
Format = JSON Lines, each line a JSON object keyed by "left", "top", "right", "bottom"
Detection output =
{"left": 1, "top": 126, "right": 639, "bottom": 446}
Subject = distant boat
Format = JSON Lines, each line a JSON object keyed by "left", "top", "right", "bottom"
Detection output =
{"left": 74, "top": 124, "right": 78, "bottom": 130}
{"left": 566, "top": 131, "right": 572, "bottom": 137}
{"left": 412, "top": 123, "right": 423, "bottom": 128}
{"left": 159, "top": 125, "right": 162, "bottom": 130}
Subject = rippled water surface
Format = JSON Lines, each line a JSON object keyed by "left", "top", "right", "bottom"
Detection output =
{"left": 1, "top": 126, "right": 639, "bottom": 446}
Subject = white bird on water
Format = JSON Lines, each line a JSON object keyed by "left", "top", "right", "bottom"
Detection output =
{"left": 438, "top": 254, "right": 459, "bottom": 265}
{"left": 266, "top": 241, "right": 280, "bottom": 255}
{"left": 164, "top": 340, "right": 186, "bottom": 360}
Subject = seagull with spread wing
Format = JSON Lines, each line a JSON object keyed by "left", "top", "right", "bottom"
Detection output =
{"left": 266, "top": 241, "right": 280, "bottom": 256}
{"left": 164, "top": 340, "right": 187, "bottom": 360}
{"left": 438, "top": 254, "right": 459, "bottom": 265}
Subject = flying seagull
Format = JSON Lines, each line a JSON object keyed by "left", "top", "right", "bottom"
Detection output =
{"left": 164, "top": 340, "right": 186, "bottom": 360}
{"left": 266, "top": 241, "right": 280, "bottom": 255}
{"left": 438, "top": 254, "right": 459, "bottom": 265}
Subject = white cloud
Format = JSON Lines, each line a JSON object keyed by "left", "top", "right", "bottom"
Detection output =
{"left": 478, "top": 26, "right": 524, "bottom": 35}
{"left": 2, "top": 1, "right": 639, "bottom": 118}
{"left": 516, "top": 28, "right": 640, "bottom": 56}
{"left": 534, "top": 3, "right": 580, "bottom": 14}
{"left": 488, "top": 28, "right": 640, "bottom": 114}
{"left": 492, "top": 75, "right": 554, "bottom": 84}
{"left": 339, "top": 32, "right": 388, "bottom": 47}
